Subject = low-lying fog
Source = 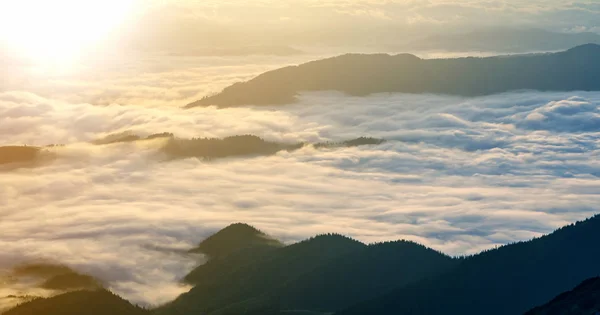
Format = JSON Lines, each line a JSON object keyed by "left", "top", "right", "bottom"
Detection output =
{"left": 1, "top": 54, "right": 600, "bottom": 307}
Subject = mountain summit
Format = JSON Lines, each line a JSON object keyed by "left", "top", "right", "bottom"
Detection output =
{"left": 189, "top": 223, "right": 283, "bottom": 257}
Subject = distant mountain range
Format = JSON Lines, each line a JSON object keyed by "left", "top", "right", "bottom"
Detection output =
{"left": 5, "top": 215, "right": 600, "bottom": 315}
{"left": 187, "top": 44, "right": 600, "bottom": 108}
{"left": 401, "top": 29, "right": 600, "bottom": 53}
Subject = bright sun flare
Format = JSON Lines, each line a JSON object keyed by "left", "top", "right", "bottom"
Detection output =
{"left": 0, "top": 0, "right": 138, "bottom": 64}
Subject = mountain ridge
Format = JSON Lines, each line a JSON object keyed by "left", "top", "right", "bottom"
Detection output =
{"left": 336, "top": 214, "right": 600, "bottom": 315}
{"left": 6, "top": 215, "right": 600, "bottom": 315}
{"left": 187, "top": 44, "right": 600, "bottom": 108}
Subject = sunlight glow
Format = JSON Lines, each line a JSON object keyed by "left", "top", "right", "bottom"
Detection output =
{"left": 0, "top": 0, "right": 139, "bottom": 65}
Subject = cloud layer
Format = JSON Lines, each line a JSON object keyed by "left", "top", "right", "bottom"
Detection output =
{"left": 0, "top": 53, "right": 316, "bottom": 108}
{"left": 2, "top": 88, "right": 600, "bottom": 306}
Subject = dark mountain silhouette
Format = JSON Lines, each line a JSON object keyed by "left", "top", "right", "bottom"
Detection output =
{"left": 276, "top": 240, "right": 459, "bottom": 312}
{"left": 187, "top": 44, "right": 600, "bottom": 108}
{"left": 158, "top": 234, "right": 366, "bottom": 315}
{"left": 8, "top": 216, "right": 600, "bottom": 315}
{"left": 404, "top": 28, "right": 600, "bottom": 53}
{"left": 160, "top": 224, "right": 458, "bottom": 315}
{"left": 189, "top": 223, "right": 283, "bottom": 258}
{"left": 336, "top": 215, "right": 600, "bottom": 315}
{"left": 3, "top": 290, "right": 148, "bottom": 315}
{"left": 184, "top": 242, "right": 280, "bottom": 286}
{"left": 524, "top": 277, "right": 600, "bottom": 315}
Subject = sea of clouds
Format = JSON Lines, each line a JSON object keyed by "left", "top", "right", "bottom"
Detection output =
{"left": 1, "top": 54, "right": 600, "bottom": 307}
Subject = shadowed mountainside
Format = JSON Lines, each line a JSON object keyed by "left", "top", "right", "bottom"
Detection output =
{"left": 188, "top": 44, "right": 600, "bottom": 108}
{"left": 159, "top": 233, "right": 366, "bottom": 315}
{"left": 276, "top": 240, "right": 459, "bottom": 312}
{"left": 3, "top": 290, "right": 149, "bottom": 315}
{"left": 158, "top": 225, "right": 458, "bottom": 315}
{"left": 336, "top": 215, "right": 600, "bottom": 315}
{"left": 524, "top": 277, "right": 600, "bottom": 315}
{"left": 6, "top": 216, "right": 600, "bottom": 315}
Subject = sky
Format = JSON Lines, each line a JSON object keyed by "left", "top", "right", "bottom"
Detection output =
{"left": 1, "top": 0, "right": 600, "bottom": 60}
{"left": 120, "top": 0, "right": 600, "bottom": 53}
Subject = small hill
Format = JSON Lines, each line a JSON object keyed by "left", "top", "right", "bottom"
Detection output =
{"left": 336, "top": 215, "right": 600, "bottom": 315}
{"left": 3, "top": 290, "right": 149, "bottom": 315}
{"left": 187, "top": 44, "right": 600, "bottom": 108}
{"left": 189, "top": 223, "right": 283, "bottom": 258}
{"left": 524, "top": 277, "right": 600, "bottom": 315}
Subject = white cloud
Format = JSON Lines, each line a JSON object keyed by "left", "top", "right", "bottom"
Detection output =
{"left": 2, "top": 87, "right": 600, "bottom": 306}
{"left": 0, "top": 54, "right": 317, "bottom": 108}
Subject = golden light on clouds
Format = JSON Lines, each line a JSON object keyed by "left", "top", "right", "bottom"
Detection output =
{"left": 0, "top": 0, "right": 139, "bottom": 64}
